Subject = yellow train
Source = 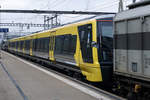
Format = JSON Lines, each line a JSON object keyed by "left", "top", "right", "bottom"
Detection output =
{"left": 8, "top": 15, "right": 114, "bottom": 83}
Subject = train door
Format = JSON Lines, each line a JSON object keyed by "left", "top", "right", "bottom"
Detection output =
{"left": 78, "top": 24, "right": 93, "bottom": 63}
{"left": 49, "top": 32, "right": 55, "bottom": 61}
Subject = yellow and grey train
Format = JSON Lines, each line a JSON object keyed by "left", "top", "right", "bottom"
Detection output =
{"left": 7, "top": 15, "right": 114, "bottom": 83}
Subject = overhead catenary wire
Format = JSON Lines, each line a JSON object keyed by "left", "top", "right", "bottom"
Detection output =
{"left": 48, "top": 0, "right": 67, "bottom": 10}
{"left": 0, "top": 0, "right": 121, "bottom": 37}
{"left": 86, "top": 0, "right": 119, "bottom": 11}
{"left": 61, "top": 0, "right": 119, "bottom": 19}
{"left": 89, "top": 0, "right": 119, "bottom": 11}
{"left": 53, "top": 0, "right": 70, "bottom": 10}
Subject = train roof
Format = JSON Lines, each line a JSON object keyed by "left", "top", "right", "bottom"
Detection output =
{"left": 114, "top": 2, "right": 150, "bottom": 21}
{"left": 9, "top": 14, "right": 115, "bottom": 42}
{"left": 62, "top": 14, "right": 115, "bottom": 25}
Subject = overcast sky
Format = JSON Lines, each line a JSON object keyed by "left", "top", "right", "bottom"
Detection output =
{"left": 0, "top": 0, "right": 140, "bottom": 35}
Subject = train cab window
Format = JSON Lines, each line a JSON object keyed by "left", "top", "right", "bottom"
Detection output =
{"left": 101, "top": 22, "right": 113, "bottom": 38}
{"left": 97, "top": 19, "right": 113, "bottom": 62}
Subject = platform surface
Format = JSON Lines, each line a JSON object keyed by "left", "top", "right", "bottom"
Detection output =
{"left": 0, "top": 51, "right": 101, "bottom": 100}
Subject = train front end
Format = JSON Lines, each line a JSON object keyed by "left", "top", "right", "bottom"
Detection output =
{"left": 96, "top": 17, "right": 113, "bottom": 83}
{"left": 78, "top": 16, "right": 114, "bottom": 83}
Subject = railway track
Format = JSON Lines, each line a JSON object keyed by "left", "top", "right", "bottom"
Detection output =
{"left": 5, "top": 51, "right": 125, "bottom": 100}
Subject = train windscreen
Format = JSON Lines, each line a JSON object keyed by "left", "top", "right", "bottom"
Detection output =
{"left": 97, "top": 19, "right": 113, "bottom": 63}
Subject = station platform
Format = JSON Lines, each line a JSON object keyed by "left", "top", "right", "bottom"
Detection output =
{"left": 0, "top": 51, "right": 116, "bottom": 100}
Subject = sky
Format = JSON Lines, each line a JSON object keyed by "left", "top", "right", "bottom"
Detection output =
{"left": 0, "top": 0, "right": 140, "bottom": 36}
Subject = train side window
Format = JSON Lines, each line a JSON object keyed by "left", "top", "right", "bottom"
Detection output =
{"left": 41, "top": 38, "right": 45, "bottom": 52}
{"left": 13, "top": 42, "right": 15, "bottom": 49}
{"left": 55, "top": 35, "right": 77, "bottom": 55}
{"left": 25, "top": 40, "right": 30, "bottom": 50}
{"left": 27, "top": 40, "right": 30, "bottom": 50}
{"left": 20, "top": 41, "right": 23, "bottom": 50}
{"left": 32, "top": 39, "right": 35, "bottom": 51}
{"left": 36, "top": 39, "right": 39, "bottom": 51}
{"left": 55, "top": 35, "right": 64, "bottom": 54}
{"left": 35, "top": 37, "right": 49, "bottom": 52}
{"left": 39, "top": 39, "right": 41, "bottom": 51}
{"left": 37, "top": 39, "right": 41, "bottom": 51}
{"left": 45, "top": 37, "right": 50, "bottom": 52}
{"left": 40, "top": 39, "right": 43, "bottom": 52}
{"left": 63, "top": 35, "right": 70, "bottom": 54}
{"left": 41, "top": 39, "right": 44, "bottom": 52}
{"left": 70, "top": 35, "right": 77, "bottom": 54}
{"left": 16, "top": 41, "right": 18, "bottom": 49}
{"left": 24, "top": 41, "right": 27, "bottom": 50}
{"left": 12, "top": 42, "right": 13, "bottom": 48}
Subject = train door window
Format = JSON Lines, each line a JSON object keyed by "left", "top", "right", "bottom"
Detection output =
{"left": 78, "top": 24, "right": 93, "bottom": 63}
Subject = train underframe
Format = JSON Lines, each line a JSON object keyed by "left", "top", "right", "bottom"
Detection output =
{"left": 7, "top": 49, "right": 113, "bottom": 89}
{"left": 113, "top": 73, "right": 150, "bottom": 100}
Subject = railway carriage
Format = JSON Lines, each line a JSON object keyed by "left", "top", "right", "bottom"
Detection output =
{"left": 114, "top": 1, "right": 150, "bottom": 99}
{"left": 8, "top": 15, "right": 114, "bottom": 83}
